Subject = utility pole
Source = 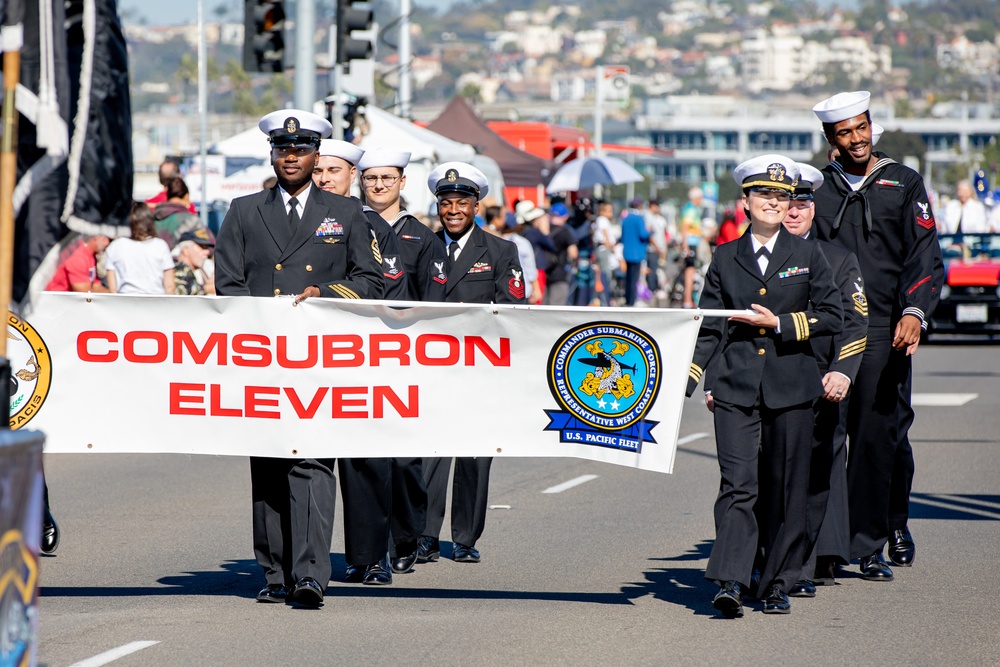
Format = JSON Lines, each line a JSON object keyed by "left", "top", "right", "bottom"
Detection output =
{"left": 295, "top": 0, "right": 316, "bottom": 110}
{"left": 197, "top": 0, "right": 208, "bottom": 226}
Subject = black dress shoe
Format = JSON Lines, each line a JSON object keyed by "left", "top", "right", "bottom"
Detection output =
{"left": 888, "top": 528, "right": 916, "bottom": 567}
{"left": 416, "top": 536, "right": 440, "bottom": 563}
{"left": 256, "top": 584, "right": 288, "bottom": 603}
{"left": 344, "top": 564, "right": 363, "bottom": 583}
{"left": 452, "top": 543, "right": 481, "bottom": 563}
{"left": 391, "top": 541, "right": 418, "bottom": 574}
{"left": 762, "top": 585, "right": 791, "bottom": 614}
{"left": 712, "top": 580, "right": 744, "bottom": 618}
{"left": 789, "top": 580, "right": 817, "bottom": 598}
{"left": 291, "top": 577, "right": 324, "bottom": 607}
{"left": 859, "top": 552, "right": 894, "bottom": 581}
{"left": 362, "top": 558, "right": 393, "bottom": 585}
{"left": 41, "top": 509, "right": 59, "bottom": 555}
{"left": 814, "top": 558, "right": 837, "bottom": 586}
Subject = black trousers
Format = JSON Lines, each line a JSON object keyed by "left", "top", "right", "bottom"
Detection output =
{"left": 709, "top": 398, "right": 813, "bottom": 594}
{"left": 422, "top": 457, "right": 492, "bottom": 548}
{"left": 251, "top": 457, "right": 336, "bottom": 588}
{"left": 889, "top": 366, "right": 916, "bottom": 533}
{"left": 338, "top": 458, "right": 392, "bottom": 567}
{"left": 845, "top": 330, "right": 912, "bottom": 558}
{"left": 801, "top": 398, "right": 851, "bottom": 579}
{"left": 624, "top": 261, "right": 642, "bottom": 306}
{"left": 390, "top": 457, "right": 427, "bottom": 550}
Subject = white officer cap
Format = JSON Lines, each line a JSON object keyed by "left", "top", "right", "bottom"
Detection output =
{"left": 318, "top": 139, "right": 365, "bottom": 166}
{"left": 258, "top": 109, "right": 332, "bottom": 147}
{"left": 812, "top": 91, "right": 871, "bottom": 124}
{"left": 732, "top": 154, "right": 800, "bottom": 192}
{"left": 358, "top": 149, "right": 411, "bottom": 172}
{"left": 514, "top": 199, "right": 545, "bottom": 224}
{"left": 427, "top": 161, "right": 489, "bottom": 200}
{"left": 871, "top": 123, "right": 884, "bottom": 146}
{"left": 792, "top": 163, "right": 824, "bottom": 200}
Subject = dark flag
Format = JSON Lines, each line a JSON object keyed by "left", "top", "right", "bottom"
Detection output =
{"left": 3, "top": 0, "right": 132, "bottom": 314}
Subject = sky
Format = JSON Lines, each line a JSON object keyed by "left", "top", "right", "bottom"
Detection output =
{"left": 117, "top": 0, "right": 454, "bottom": 26}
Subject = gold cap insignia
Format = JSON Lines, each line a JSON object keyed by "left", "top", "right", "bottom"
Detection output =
{"left": 284, "top": 117, "right": 299, "bottom": 133}
{"left": 767, "top": 163, "right": 785, "bottom": 182}
{"left": 446, "top": 168, "right": 458, "bottom": 183}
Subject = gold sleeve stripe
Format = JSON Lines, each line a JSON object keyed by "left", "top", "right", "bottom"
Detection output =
{"left": 329, "top": 284, "right": 360, "bottom": 299}
{"left": 792, "top": 312, "right": 810, "bottom": 341}
{"left": 838, "top": 337, "right": 867, "bottom": 360}
{"left": 689, "top": 363, "right": 703, "bottom": 381}
{"left": 371, "top": 238, "right": 383, "bottom": 264}
{"left": 838, "top": 345, "right": 865, "bottom": 361}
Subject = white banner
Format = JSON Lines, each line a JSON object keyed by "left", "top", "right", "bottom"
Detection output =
{"left": 9, "top": 294, "right": 704, "bottom": 473}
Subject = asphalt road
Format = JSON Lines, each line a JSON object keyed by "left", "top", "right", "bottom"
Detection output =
{"left": 37, "top": 342, "right": 1000, "bottom": 666}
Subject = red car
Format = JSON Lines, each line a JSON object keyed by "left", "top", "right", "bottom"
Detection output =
{"left": 928, "top": 233, "right": 1000, "bottom": 335}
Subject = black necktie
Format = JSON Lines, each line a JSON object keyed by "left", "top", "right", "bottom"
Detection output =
{"left": 755, "top": 247, "right": 770, "bottom": 259}
{"left": 288, "top": 196, "right": 300, "bottom": 232}
{"left": 449, "top": 241, "right": 460, "bottom": 264}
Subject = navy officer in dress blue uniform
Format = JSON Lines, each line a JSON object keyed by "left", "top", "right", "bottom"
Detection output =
{"left": 417, "top": 162, "right": 525, "bottom": 565}
{"left": 309, "top": 139, "right": 403, "bottom": 586}
{"left": 358, "top": 149, "right": 449, "bottom": 575}
{"left": 215, "top": 108, "right": 383, "bottom": 607}
{"left": 687, "top": 154, "right": 843, "bottom": 617}
{"left": 811, "top": 92, "right": 943, "bottom": 580}
{"left": 782, "top": 163, "right": 868, "bottom": 595}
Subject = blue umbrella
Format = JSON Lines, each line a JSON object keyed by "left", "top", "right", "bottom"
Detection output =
{"left": 546, "top": 155, "right": 642, "bottom": 194}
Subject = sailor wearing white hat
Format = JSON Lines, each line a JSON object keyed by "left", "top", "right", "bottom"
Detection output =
{"left": 356, "top": 149, "right": 449, "bottom": 576}
{"left": 416, "top": 161, "right": 523, "bottom": 567}
{"left": 688, "top": 153, "right": 843, "bottom": 617}
{"left": 307, "top": 141, "right": 414, "bottom": 587}
{"left": 810, "top": 91, "right": 944, "bottom": 581}
{"left": 215, "top": 108, "right": 383, "bottom": 608}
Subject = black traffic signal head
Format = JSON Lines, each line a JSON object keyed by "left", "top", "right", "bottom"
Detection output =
{"left": 244, "top": 1, "right": 285, "bottom": 73}
{"left": 336, "top": 0, "right": 373, "bottom": 67}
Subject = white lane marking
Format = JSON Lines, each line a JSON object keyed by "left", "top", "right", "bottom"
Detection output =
{"left": 543, "top": 474, "right": 599, "bottom": 494}
{"left": 677, "top": 432, "right": 710, "bottom": 446}
{"left": 67, "top": 641, "right": 160, "bottom": 667}
{"left": 912, "top": 393, "right": 978, "bottom": 407}
{"left": 487, "top": 504, "right": 512, "bottom": 510}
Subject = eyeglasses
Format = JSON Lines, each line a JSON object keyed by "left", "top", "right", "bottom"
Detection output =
{"left": 362, "top": 174, "right": 400, "bottom": 187}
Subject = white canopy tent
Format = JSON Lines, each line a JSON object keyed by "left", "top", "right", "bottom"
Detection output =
{"left": 202, "top": 105, "right": 505, "bottom": 215}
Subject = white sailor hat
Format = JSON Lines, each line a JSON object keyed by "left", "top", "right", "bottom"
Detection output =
{"left": 792, "top": 163, "right": 824, "bottom": 200}
{"left": 812, "top": 91, "right": 871, "bottom": 124}
{"left": 358, "top": 149, "right": 411, "bottom": 172}
{"left": 871, "top": 123, "right": 884, "bottom": 146}
{"left": 258, "top": 109, "right": 332, "bottom": 148}
{"left": 318, "top": 139, "right": 365, "bottom": 166}
{"left": 427, "top": 161, "right": 489, "bottom": 200}
{"left": 733, "top": 154, "right": 800, "bottom": 192}
{"left": 514, "top": 199, "right": 545, "bottom": 224}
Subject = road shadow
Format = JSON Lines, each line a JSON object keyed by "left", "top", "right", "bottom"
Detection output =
{"left": 41, "top": 552, "right": 633, "bottom": 605}
{"left": 909, "top": 493, "right": 1000, "bottom": 521}
{"left": 620, "top": 540, "right": 723, "bottom": 617}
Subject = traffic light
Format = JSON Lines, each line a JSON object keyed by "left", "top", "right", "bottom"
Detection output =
{"left": 243, "top": 1, "right": 286, "bottom": 73}
{"left": 336, "top": 0, "right": 373, "bottom": 70}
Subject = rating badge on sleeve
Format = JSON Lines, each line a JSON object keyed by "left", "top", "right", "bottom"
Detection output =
{"left": 544, "top": 322, "right": 661, "bottom": 452}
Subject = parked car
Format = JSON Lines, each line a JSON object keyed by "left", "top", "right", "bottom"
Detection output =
{"left": 928, "top": 233, "right": 1000, "bottom": 336}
